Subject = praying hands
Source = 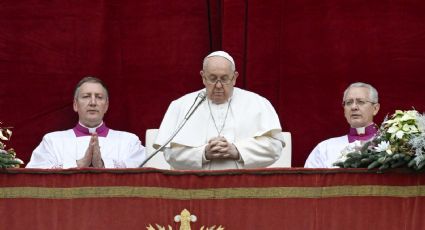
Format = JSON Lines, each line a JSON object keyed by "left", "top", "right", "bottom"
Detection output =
{"left": 205, "top": 136, "right": 240, "bottom": 160}
{"left": 76, "top": 133, "right": 104, "bottom": 168}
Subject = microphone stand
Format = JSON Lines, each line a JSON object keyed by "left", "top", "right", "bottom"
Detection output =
{"left": 139, "top": 92, "right": 206, "bottom": 168}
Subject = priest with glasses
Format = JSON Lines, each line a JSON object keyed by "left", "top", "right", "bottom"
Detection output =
{"left": 305, "top": 82, "right": 381, "bottom": 168}
{"left": 154, "top": 51, "right": 285, "bottom": 170}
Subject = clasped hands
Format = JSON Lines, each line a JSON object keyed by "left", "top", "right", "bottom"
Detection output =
{"left": 76, "top": 133, "right": 104, "bottom": 168}
{"left": 205, "top": 136, "right": 239, "bottom": 160}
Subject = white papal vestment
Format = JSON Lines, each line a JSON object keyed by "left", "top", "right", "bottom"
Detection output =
{"left": 154, "top": 87, "right": 285, "bottom": 170}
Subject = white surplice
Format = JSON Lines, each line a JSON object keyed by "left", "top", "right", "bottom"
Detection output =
{"left": 304, "top": 135, "right": 350, "bottom": 168}
{"left": 26, "top": 129, "right": 145, "bottom": 169}
{"left": 154, "top": 87, "right": 285, "bottom": 170}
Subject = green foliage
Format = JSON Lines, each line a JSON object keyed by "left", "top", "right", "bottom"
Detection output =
{"left": 335, "top": 110, "right": 425, "bottom": 172}
{"left": 0, "top": 125, "right": 23, "bottom": 168}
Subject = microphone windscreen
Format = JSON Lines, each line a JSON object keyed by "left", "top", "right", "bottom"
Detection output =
{"left": 198, "top": 91, "right": 207, "bottom": 100}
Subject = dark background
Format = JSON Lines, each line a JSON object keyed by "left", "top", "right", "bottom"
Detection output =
{"left": 1, "top": 0, "right": 424, "bottom": 167}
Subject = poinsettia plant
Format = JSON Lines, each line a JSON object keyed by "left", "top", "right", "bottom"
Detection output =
{"left": 334, "top": 110, "right": 425, "bottom": 171}
{"left": 0, "top": 123, "right": 23, "bottom": 168}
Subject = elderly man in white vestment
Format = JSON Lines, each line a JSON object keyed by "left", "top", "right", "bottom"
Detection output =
{"left": 26, "top": 76, "right": 146, "bottom": 169}
{"left": 154, "top": 51, "right": 285, "bottom": 170}
{"left": 304, "top": 82, "right": 381, "bottom": 168}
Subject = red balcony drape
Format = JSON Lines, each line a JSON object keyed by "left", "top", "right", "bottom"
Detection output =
{"left": 1, "top": 168, "right": 425, "bottom": 230}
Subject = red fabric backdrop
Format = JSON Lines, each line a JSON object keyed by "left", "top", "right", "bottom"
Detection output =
{"left": 1, "top": 0, "right": 425, "bottom": 166}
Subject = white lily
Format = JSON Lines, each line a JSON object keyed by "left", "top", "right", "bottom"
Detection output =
{"left": 338, "top": 141, "right": 363, "bottom": 162}
{"left": 384, "top": 118, "right": 399, "bottom": 125}
{"left": 395, "top": 130, "right": 405, "bottom": 139}
{"left": 402, "top": 124, "right": 418, "bottom": 134}
{"left": 400, "top": 111, "right": 417, "bottom": 121}
{"left": 387, "top": 125, "right": 399, "bottom": 134}
{"left": 373, "top": 141, "right": 392, "bottom": 155}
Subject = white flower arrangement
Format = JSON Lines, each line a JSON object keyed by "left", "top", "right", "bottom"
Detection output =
{"left": 337, "top": 140, "right": 363, "bottom": 163}
{"left": 0, "top": 123, "right": 23, "bottom": 168}
{"left": 335, "top": 110, "right": 425, "bottom": 171}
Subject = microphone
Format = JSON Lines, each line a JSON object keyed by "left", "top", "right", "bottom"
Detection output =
{"left": 184, "top": 91, "right": 206, "bottom": 119}
{"left": 139, "top": 91, "right": 207, "bottom": 168}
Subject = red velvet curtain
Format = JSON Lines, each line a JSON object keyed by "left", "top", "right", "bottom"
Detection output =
{"left": 220, "top": 0, "right": 425, "bottom": 166}
{"left": 1, "top": 0, "right": 425, "bottom": 166}
{"left": 0, "top": 0, "right": 213, "bottom": 164}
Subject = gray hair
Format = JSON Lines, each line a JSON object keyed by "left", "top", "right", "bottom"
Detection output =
{"left": 74, "top": 76, "right": 109, "bottom": 100}
{"left": 202, "top": 51, "right": 236, "bottom": 72}
{"left": 343, "top": 82, "right": 378, "bottom": 103}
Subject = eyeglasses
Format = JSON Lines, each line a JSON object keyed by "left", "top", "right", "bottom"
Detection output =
{"left": 204, "top": 76, "right": 234, "bottom": 85}
{"left": 342, "top": 98, "right": 376, "bottom": 107}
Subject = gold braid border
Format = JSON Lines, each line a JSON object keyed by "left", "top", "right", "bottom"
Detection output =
{"left": 1, "top": 185, "right": 425, "bottom": 199}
